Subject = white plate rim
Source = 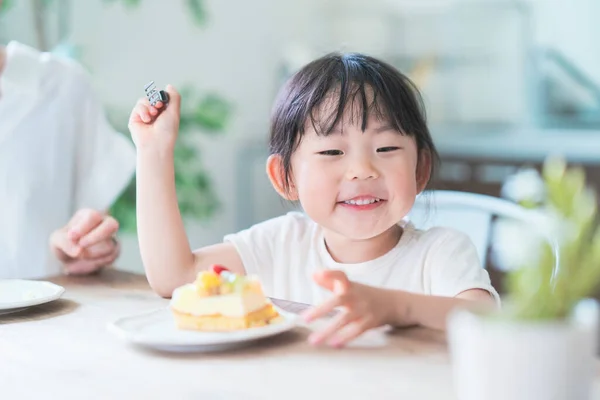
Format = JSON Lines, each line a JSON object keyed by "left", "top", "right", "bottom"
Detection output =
{"left": 0, "top": 280, "right": 65, "bottom": 310}
{"left": 108, "top": 305, "right": 300, "bottom": 348}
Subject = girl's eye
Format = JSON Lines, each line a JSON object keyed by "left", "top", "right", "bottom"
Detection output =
{"left": 377, "top": 146, "right": 400, "bottom": 153}
{"left": 318, "top": 150, "right": 344, "bottom": 156}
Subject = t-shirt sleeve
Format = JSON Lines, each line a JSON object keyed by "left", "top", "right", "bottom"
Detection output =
{"left": 71, "top": 67, "right": 136, "bottom": 212}
{"left": 427, "top": 228, "right": 501, "bottom": 305}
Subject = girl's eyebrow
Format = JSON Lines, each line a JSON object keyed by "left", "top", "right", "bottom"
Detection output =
{"left": 325, "top": 124, "right": 396, "bottom": 135}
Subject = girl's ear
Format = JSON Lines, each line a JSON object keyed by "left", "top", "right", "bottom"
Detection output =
{"left": 416, "top": 150, "right": 432, "bottom": 193}
{"left": 266, "top": 154, "right": 299, "bottom": 201}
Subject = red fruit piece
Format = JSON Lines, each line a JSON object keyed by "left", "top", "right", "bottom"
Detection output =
{"left": 210, "top": 264, "right": 230, "bottom": 275}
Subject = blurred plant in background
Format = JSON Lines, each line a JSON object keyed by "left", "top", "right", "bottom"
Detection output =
{"left": 491, "top": 167, "right": 548, "bottom": 271}
{"left": 0, "top": 0, "right": 232, "bottom": 233}
{"left": 500, "top": 167, "right": 546, "bottom": 209}
{"left": 0, "top": 0, "right": 13, "bottom": 14}
{"left": 500, "top": 156, "right": 600, "bottom": 321}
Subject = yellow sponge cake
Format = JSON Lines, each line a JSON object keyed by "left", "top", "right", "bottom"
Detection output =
{"left": 170, "top": 265, "right": 280, "bottom": 331}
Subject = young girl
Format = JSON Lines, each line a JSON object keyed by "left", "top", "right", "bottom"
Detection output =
{"left": 129, "top": 52, "right": 499, "bottom": 347}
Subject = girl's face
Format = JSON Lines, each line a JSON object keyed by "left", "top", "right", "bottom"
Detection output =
{"left": 285, "top": 100, "right": 430, "bottom": 242}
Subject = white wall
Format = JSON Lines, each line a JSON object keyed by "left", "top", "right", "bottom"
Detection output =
{"left": 528, "top": 0, "right": 600, "bottom": 84}
{"left": 2, "top": 0, "right": 598, "bottom": 273}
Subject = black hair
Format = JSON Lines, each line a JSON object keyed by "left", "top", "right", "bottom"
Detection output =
{"left": 269, "top": 52, "right": 439, "bottom": 194}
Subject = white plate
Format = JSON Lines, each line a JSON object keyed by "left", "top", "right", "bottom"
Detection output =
{"left": 0, "top": 280, "right": 65, "bottom": 315}
{"left": 108, "top": 306, "right": 300, "bottom": 352}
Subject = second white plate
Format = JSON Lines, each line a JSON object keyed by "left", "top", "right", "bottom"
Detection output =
{"left": 108, "top": 306, "right": 300, "bottom": 352}
{"left": 0, "top": 280, "right": 65, "bottom": 315}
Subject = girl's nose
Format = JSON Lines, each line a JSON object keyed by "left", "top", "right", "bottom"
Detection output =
{"left": 345, "top": 155, "right": 379, "bottom": 181}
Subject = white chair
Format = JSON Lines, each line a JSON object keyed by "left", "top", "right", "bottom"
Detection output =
{"left": 407, "top": 190, "right": 559, "bottom": 282}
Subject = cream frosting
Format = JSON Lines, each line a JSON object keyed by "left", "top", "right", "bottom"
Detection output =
{"left": 170, "top": 284, "right": 268, "bottom": 317}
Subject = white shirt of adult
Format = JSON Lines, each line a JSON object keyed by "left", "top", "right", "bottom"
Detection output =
{"left": 0, "top": 41, "right": 136, "bottom": 279}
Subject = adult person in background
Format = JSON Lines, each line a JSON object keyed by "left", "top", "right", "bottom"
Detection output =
{"left": 0, "top": 39, "right": 135, "bottom": 279}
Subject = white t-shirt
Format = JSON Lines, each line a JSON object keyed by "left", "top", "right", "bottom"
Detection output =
{"left": 0, "top": 41, "right": 136, "bottom": 279}
{"left": 225, "top": 212, "right": 500, "bottom": 305}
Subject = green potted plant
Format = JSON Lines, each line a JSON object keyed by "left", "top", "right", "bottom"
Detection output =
{"left": 448, "top": 156, "right": 600, "bottom": 400}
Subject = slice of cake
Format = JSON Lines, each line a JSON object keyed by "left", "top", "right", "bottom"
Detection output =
{"left": 170, "top": 264, "right": 280, "bottom": 331}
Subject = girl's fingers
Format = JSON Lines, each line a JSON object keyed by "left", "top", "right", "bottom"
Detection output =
{"left": 329, "top": 319, "right": 372, "bottom": 348}
{"left": 130, "top": 97, "right": 154, "bottom": 123}
{"left": 149, "top": 104, "right": 161, "bottom": 115}
{"left": 308, "top": 311, "right": 356, "bottom": 346}
{"left": 134, "top": 103, "right": 152, "bottom": 123}
{"left": 301, "top": 295, "right": 342, "bottom": 323}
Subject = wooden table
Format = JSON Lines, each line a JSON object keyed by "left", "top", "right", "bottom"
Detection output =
{"left": 0, "top": 270, "right": 597, "bottom": 399}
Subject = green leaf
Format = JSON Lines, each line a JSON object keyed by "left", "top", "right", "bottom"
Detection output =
{"left": 0, "top": 0, "right": 14, "bottom": 14}
{"left": 102, "top": 0, "right": 142, "bottom": 8}
{"left": 178, "top": 87, "right": 232, "bottom": 134}
{"left": 174, "top": 143, "right": 197, "bottom": 162}
{"left": 186, "top": 0, "right": 207, "bottom": 26}
{"left": 518, "top": 199, "right": 540, "bottom": 209}
{"left": 193, "top": 94, "right": 232, "bottom": 132}
{"left": 42, "top": 0, "right": 56, "bottom": 8}
{"left": 109, "top": 176, "right": 137, "bottom": 233}
{"left": 195, "top": 172, "right": 210, "bottom": 191}
{"left": 123, "top": 0, "right": 142, "bottom": 7}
